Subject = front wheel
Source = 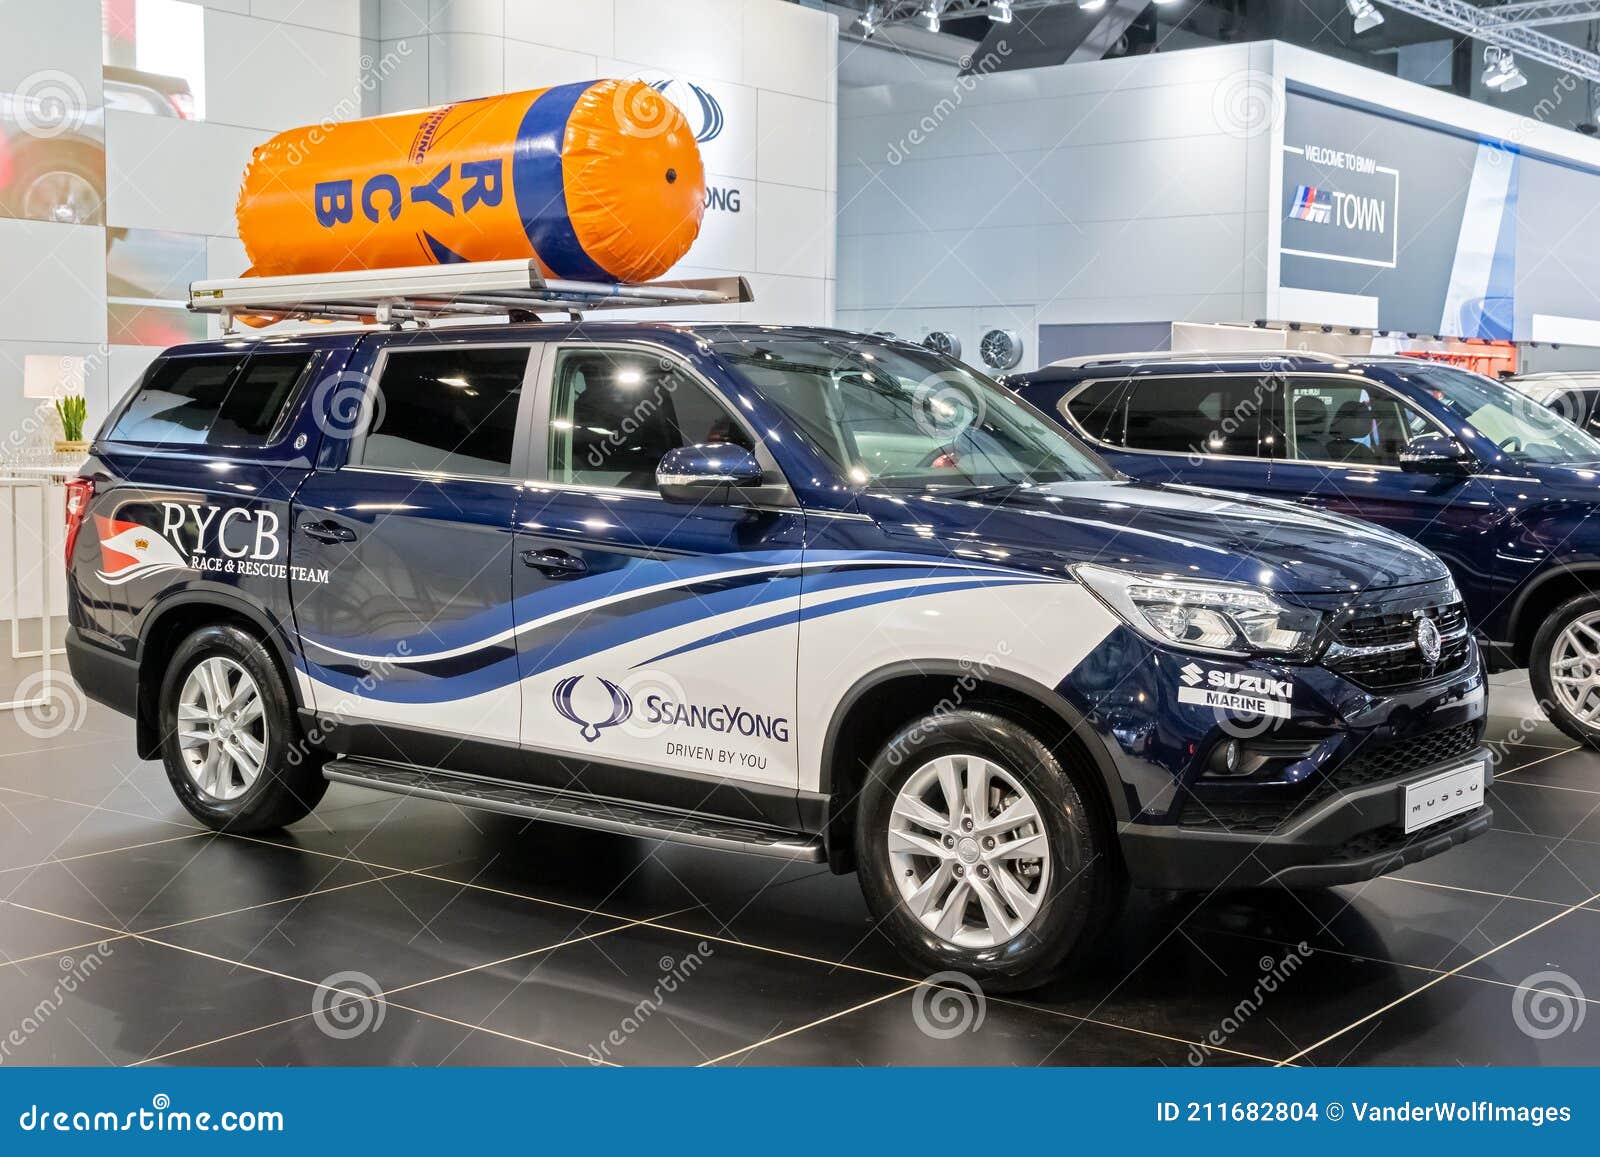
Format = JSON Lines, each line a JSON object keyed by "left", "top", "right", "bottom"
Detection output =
{"left": 854, "top": 709, "right": 1125, "bottom": 992}
{"left": 158, "top": 624, "right": 327, "bottom": 831}
{"left": 1530, "top": 593, "right": 1600, "bottom": 750}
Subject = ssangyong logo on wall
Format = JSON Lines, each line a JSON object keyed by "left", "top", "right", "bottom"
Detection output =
{"left": 648, "top": 77, "right": 724, "bottom": 144}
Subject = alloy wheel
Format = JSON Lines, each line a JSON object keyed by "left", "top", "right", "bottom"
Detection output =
{"left": 887, "top": 753, "right": 1051, "bottom": 949}
{"left": 177, "top": 657, "right": 268, "bottom": 801}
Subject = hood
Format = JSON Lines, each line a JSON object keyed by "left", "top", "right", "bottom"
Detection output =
{"left": 861, "top": 480, "right": 1448, "bottom": 595}
{"left": 1515, "top": 459, "right": 1600, "bottom": 493}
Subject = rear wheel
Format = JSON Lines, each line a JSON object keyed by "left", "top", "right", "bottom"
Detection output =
{"left": 1530, "top": 593, "right": 1600, "bottom": 750}
{"left": 158, "top": 624, "right": 326, "bottom": 831}
{"left": 854, "top": 709, "right": 1125, "bottom": 992}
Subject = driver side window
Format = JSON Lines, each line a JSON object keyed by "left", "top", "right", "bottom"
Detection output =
{"left": 1284, "top": 381, "right": 1428, "bottom": 467}
{"left": 546, "top": 348, "right": 754, "bottom": 490}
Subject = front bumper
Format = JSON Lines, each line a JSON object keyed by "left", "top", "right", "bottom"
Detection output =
{"left": 1119, "top": 749, "right": 1494, "bottom": 889}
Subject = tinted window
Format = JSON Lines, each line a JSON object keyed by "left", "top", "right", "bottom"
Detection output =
{"left": 358, "top": 346, "right": 528, "bottom": 476}
{"left": 1122, "top": 376, "right": 1262, "bottom": 457}
{"left": 1064, "top": 379, "right": 1128, "bottom": 445}
{"left": 548, "top": 348, "right": 753, "bottom": 489}
{"left": 109, "top": 352, "right": 308, "bottom": 447}
{"left": 1284, "top": 380, "right": 1428, "bottom": 467}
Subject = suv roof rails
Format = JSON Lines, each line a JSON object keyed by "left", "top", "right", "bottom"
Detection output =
{"left": 1043, "top": 349, "right": 1359, "bottom": 371}
{"left": 188, "top": 260, "right": 754, "bottom": 334}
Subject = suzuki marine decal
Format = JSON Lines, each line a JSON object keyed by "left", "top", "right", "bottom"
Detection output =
{"left": 95, "top": 501, "right": 330, "bottom": 586}
{"left": 1177, "top": 661, "right": 1294, "bottom": 719}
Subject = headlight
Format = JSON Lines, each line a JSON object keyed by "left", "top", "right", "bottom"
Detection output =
{"left": 1073, "top": 564, "right": 1322, "bottom": 659}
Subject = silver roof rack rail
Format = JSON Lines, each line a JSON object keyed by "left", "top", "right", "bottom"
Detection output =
{"left": 188, "top": 260, "right": 754, "bottom": 334}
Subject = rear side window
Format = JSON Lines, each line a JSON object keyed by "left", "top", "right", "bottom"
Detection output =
{"left": 1064, "top": 379, "right": 1128, "bottom": 445}
{"left": 109, "top": 351, "right": 309, "bottom": 448}
{"left": 1122, "top": 376, "right": 1262, "bottom": 457}
{"left": 355, "top": 346, "right": 529, "bottom": 477}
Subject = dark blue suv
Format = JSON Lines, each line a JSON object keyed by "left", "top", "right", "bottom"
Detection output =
{"left": 1014, "top": 351, "right": 1600, "bottom": 748}
{"left": 66, "top": 325, "right": 1490, "bottom": 989}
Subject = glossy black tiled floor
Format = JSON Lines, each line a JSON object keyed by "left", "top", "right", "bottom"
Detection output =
{"left": 4, "top": 671, "right": 1599, "bottom": 1067}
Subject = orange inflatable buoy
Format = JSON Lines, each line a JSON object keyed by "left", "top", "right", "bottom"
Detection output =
{"left": 235, "top": 79, "right": 706, "bottom": 284}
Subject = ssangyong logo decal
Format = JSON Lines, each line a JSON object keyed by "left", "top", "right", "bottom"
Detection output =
{"left": 553, "top": 675, "right": 633, "bottom": 742}
{"left": 1416, "top": 615, "right": 1442, "bottom": 666}
{"left": 648, "top": 78, "right": 724, "bottom": 143}
{"left": 94, "top": 515, "right": 192, "bottom": 586}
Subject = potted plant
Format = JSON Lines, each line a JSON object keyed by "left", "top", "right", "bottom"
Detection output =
{"left": 54, "top": 393, "right": 89, "bottom": 455}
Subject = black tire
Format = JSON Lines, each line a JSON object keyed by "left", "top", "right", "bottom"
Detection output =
{"left": 1529, "top": 592, "right": 1600, "bottom": 750}
{"left": 854, "top": 709, "right": 1126, "bottom": 993}
{"left": 158, "top": 624, "right": 327, "bottom": 831}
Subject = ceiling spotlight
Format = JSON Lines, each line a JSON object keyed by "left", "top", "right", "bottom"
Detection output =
{"left": 1346, "top": 0, "right": 1384, "bottom": 34}
{"left": 922, "top": 1, "right": 941, "bottom": 33}
{"left": 1483, "top": 50, "right": 1527, "bottom": 92}
{"left": 1078, "top": 0, "right": 1108, "bottom": 9}
{"left": 852, "top": 2, "right": 882, "bottom": 37}
{"left": 990, "top": 0, "right": 1014, "bottom": 22}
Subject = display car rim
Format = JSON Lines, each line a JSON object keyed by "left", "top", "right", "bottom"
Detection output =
{"left": 887, "top": 752, "right": 1052, "bottom": 950}
{"left": 177, "top": 657, "right": 268, "bottom": 801}
{"left": 1550, "top": 611, "right": 1600, "bottom": 725}
{"left": 23, "top": 171, "right": 101, "bottom": 225}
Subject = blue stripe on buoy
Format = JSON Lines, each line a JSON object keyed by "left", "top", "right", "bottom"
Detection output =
{"left": 512, "top": 82, "right": 614, "bottom": 282}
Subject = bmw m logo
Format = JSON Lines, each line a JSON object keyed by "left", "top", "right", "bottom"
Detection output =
{"left": 552, "top": 675, "right": 633, "bottom": 742}
{"left": 649, "top": 78, "right": 725, "bottom": 144}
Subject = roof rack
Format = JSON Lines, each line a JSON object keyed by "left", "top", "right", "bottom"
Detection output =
{"left": 188, "top": 260, "right": 754, "bottom": 334}
{"left": 1044, "top": 349, "right": 1360, "bottom": 370}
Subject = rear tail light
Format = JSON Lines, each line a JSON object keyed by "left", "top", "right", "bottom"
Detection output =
{"left": 63, "top": 477, "right": 94, "bottom": 567}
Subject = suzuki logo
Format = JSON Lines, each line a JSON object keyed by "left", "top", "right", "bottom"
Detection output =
{"left": 649, "top": 78, "right": 725, "bottom": 144}
{"left": 552, "top": 675, "right": 633, "bottom": 743}
{"left": 1180, "top": 662, "right": 1205, "bottom": 687}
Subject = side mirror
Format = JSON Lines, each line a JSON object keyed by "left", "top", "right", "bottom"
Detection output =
{"left": 1400, "top": 432, "right": 1473, "bottom": 475}
{"left": 657, "top": 443, "right": 764, "bottom": 503}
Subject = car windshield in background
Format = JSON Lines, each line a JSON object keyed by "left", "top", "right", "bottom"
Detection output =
{"left": 1403, "top": 363, "right": 1600, "bottom": 463}
{"left": 712, "top": 336, "right": 1112, "bottom": 489}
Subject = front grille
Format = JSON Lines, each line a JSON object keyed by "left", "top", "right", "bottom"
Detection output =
{"left": 1180, "top": 723, "right": 1480, "bottom": 834}
{"left": 1323, "top": 597, "right": 1472, "bottom": 690}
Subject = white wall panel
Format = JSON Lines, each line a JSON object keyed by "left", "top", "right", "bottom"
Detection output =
{"left": 742, "top": 0, "right": 831, "bottom": 102}
{"left": 0, "top": 220, "right": 106, "bottom": 344}
{"left": 756, "top": 182, "right": 829, "bottom": 279}
{"left": 205, "top": 11, "right": 369, "bottom": 132}
{"left": 756, "top": 90, "right": 830, "bottom": 190}
{"left": 104, "top": 112, "right": 268, "bottom": 236}
{"left": 504, "top": 39, "right": 599, "bottom": 92}
{"left": 506, "top": 0, "right": 617, "bottom": 57}
{"left": 248, "top": 0, "right": 368, "bottom": 37}
{"left": 378, "top": 36, "right": 430, "bottom": 113}
{"left": 613, "top": 0, "right": 744, "bottom": 86}
{"left": 0, "top": 0, "right": 101, "bottom": 100}
{"left": 428, "top": 32, "right": 506, "bottom": 102}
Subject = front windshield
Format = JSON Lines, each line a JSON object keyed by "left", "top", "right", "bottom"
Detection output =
{"left": 712, "top": 336, "right": 1112, "bottom": 489}
{"left": 1402, "top": 363, "right": 1600, "bottom": 464}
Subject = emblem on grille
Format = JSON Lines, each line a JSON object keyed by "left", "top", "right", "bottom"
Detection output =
{"left": 1415, "top": 615, "right": 1442, "bottom": 666}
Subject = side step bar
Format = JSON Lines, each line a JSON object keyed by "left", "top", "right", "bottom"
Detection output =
{"left": 322, "top": 760, "right": 825, "bottom": 863}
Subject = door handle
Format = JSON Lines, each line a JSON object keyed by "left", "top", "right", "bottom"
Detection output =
{"left": 521, "top": 548, "right": 588, "bottom": 577}
{"left": 299, "top": 520, "right": 357, "bottom": 544}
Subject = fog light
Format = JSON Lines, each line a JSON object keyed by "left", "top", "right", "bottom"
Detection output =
{"left": 1208, "top": 739, "right": 1244, "bottom": 776}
